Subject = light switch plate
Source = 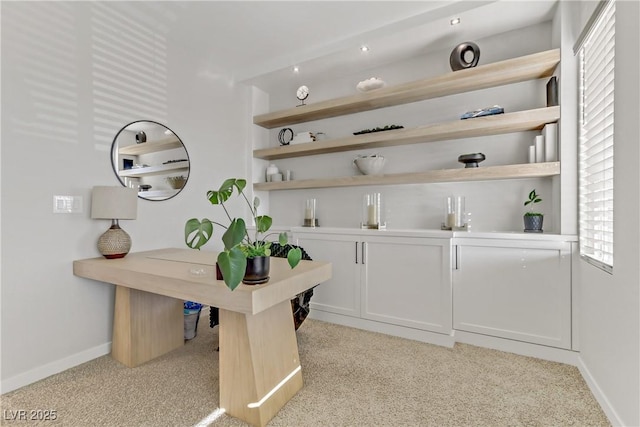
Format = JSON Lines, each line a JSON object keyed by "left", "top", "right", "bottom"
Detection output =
{"left": 53, "top": 195, "right": 83, "bottom": 214}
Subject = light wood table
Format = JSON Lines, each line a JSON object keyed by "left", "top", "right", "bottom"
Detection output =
{"left": 73, "top": 248, "right": 331, "bottom": 427}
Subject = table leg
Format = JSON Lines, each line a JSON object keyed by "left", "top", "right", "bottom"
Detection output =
{"left": 219, "top": 300, "right": 303, "bottom": 427}
{"left": 111, "top": 286, "right": 184, "bottom": 368}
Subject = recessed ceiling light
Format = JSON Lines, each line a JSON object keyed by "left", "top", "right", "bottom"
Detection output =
{"left": 293, "top": 66, "right": 299, "bottom": 73}
{"left": 360, "top": 45, "right": 370, "bottom": 52}
{"left": 450, "top": 17, "right": 461, "bottom": 26}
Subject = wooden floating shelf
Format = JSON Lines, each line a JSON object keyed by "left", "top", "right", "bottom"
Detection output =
{"left": 118, "top": 161, "right": 189, "bottom": 178}
{"left": 253, "top": 162, "right": 560, "bottom": 191}
{"left": 253, "top": 49, "right": 560, "bottom": 129}
{"left": 118, "top": 136, "right": 182, "bottom": 156}
{"left": 254, "top": 107, "right": 559, "bottom": 160}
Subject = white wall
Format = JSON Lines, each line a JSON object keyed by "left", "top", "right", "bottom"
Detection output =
{"left": 262, "top": 22, "right": 563, "bottom": 233}
{"left": 572, "top": 1, "right": 640, "bottom": 426}
{"left": 0, "top": 2, "right": 250, "bottom": 392}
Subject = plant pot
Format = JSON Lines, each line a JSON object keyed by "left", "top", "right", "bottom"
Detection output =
{"left": 524, "top": 214, "right": 544, "bottom": 233}
{"left": 242, "top": 256, "right": 270, "bottom": 285}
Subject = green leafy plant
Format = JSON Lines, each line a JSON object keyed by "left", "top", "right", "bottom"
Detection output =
{"left": 523, "top": 189, "right": 543, "bottom": 216}
{"left": 184, "top": 178, "right": 302, "bottom": 291}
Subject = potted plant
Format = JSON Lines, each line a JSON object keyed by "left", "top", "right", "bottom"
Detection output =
{"left": 523, "top": 189, "right": 543, "bottom": 232}
{"left": 184, "top": 178, "right": 302, "bottom": 290}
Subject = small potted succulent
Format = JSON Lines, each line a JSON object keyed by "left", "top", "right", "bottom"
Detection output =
{"left": 523, "top": 189, "right": 543, "bottom": 233}
{"left": 184, "top": 178, "right": 301, "bottom": 290}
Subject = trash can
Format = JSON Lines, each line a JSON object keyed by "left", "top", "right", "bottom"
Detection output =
{"left": 184, "top": 301, "right": 203, "bottom": 340}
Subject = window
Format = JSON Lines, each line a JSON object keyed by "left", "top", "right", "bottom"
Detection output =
{"left": 576, "top": 0, "right": 615, "bottom": 273}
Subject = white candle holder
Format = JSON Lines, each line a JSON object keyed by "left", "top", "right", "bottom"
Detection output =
{"left": 361, "top": 193, "right": 386, "bottom": 229}
{"left": 441, "top": 195, "right": 467, "bottom": 231}
{"left": 303, "top": 198, "right": 318, "bottom": 227}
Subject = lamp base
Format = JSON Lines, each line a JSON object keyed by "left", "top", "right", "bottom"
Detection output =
{"left": 98, "top": 221, "right": 132, "bottom": 259}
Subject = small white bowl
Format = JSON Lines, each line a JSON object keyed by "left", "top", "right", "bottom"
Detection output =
{"left": 356, "top": 78, "right": 386, "bottom": 92}
{"left": 354, "top": 155, "right": 386, "bottom": 175}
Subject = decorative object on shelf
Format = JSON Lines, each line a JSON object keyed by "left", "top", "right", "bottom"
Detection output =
{"left": 354, "top": 154, "right": 386, "bottom": 175}
{"left": 139, "top": 184, "right": 152, "bottom": 191}
{"left": 271, "top": 173, "right": 283, "bottom": 182}
{"left": 362, "top": 192, "right": 385, "bottom": 229}
{"left": 450, "top": 41, "right": 480, "bottom": 71}
{"left": 441, "top": 195, "right": 467, "bottom": 231}
{"left": 458, "top": 153, "right": 485, "bottom": 168}
{"left": 528, "top": 145, "right": 536, "bottom": 163}
{"left": 534, "top": 135, "right": 545, "bottom": 163}
{"left": 291, "top": 131, "right": 315, "bottom": 144}
{"left": 91, "top": 186, "right": 138, "bottom": 259}
{"left": 135, "top": 131, "right": 146, "bottom": 144}
{"left": 356, "top": 77, "right": 386, "bottom": 92}
{"left": 278, "top": 128, "right": 294, "bottom": 145}
{"left": 543, "top": 123, "right": 558, "bottom": 162}
{"left": 111, "top": 120, "right": 189, "bottom": 202}
{"left": 266, "top": 163, "right": 279, "bottom": 182}
{"left": 546, "top": 76, "right": 558, "bottom": 107}
{"left": 353, "top": 124, "right": 403, "bottom": 135}
{"left": 460, "top": 105, "right": 504, "bottom": 119}
{"left": 184, "top": 178, "right": 302, "bottom": 290}
{"left": 303, "top": 198, "right": 318, "bottom": 227}
{"left": 166, "top": 175, "right": 187, "bottom": 189}
{"left": 523, "top": 189, "right": 543, "bottom": 233}
{"left": 283, "top": 170, "right": 293, "bottom": 181}
{"left": 296, "top": 85, "right": 309, "bottom": 106}
{"left": 315, "top": 132, "right": 327, "bottom": 141}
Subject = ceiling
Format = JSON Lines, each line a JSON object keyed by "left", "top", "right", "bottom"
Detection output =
{"left": 113, "top": 1, "right": 558, "bottom": 91}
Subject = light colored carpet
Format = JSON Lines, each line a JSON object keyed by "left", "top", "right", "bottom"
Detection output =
{"left": 1, "top": 312, "right": 610, "bottom": 426}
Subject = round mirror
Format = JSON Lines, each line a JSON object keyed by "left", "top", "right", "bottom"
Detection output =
{"left": 111, "top": 121, "right": 190, "bottom": 201}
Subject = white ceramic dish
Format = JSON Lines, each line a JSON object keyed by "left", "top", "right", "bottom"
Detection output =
{"left": 354, "top": 155, "right": 386, "bottom": 175}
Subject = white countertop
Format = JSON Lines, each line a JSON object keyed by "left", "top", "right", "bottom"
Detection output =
{"left": 286, "top": 226, "right": 578, "bottom": 242}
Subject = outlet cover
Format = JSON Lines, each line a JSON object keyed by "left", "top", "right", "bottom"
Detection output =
{"left": 53, "top": 195, "right": 83, "bottom": 214}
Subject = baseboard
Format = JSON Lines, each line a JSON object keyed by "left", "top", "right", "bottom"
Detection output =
{"left": 453, "top": 330, "right": 579, "bottom": 365}
{"left": 308, "top": 310, "right": 455, "bottom": 348}
{"left": 1, "top": 342, "right": 112, "bottom": 394}
{"left": 577, "top": 356, "right": 624, "bottom": 426}
{"left": 310, "top": 311, "right": 580, "bottom": 366}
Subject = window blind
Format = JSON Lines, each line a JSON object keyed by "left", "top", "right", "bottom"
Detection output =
{"left": 578, "top": 0, "right": 615, "bottom": 273}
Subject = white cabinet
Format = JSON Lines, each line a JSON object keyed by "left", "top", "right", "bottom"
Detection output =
{"left": 295, "top": 234, "right": 361, "bottom": 317}
{"left": 362, "top": 236, "right": 451, "bottom": 334}
{"left": 453, "top": 238, "right": 572, "bottom": 349}
{"left": 295, "top": 231, "right": 452, "bottom": 335}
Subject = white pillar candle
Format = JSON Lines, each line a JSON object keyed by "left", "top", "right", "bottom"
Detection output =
{"left": 367, "top": 204, "right": 377, "bottom": 225}
{"left": 534, "top": 135, "right": 545, "bottom": 163}
{"left": 528, "top": 145, "right": 536, "bottom": 163}
{"left": 447, "top": 213, "right": 456, "bottom": 228}
{"left": 543, "top": 123, "right": 558, "bottom": 162}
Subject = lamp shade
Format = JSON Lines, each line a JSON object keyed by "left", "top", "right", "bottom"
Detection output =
{"left": 91, "top": 186, "right": 138, "bottom": 220}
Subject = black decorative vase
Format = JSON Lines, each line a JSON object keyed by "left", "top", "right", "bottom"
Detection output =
{"left": 450, "top": 42, "right": 480, "bottom": 71}
{"left": 243, "top": 256, "right": 270, "bottom": 285}
{"left": 523, "top": 214, "right": 544, "bottom": 233}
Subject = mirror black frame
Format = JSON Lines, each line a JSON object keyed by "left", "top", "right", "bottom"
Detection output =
{"left": 110, "top": 120, "right": 190, "bottom": 201}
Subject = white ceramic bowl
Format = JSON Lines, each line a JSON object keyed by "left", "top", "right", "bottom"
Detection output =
{"left": 354, "top": 156, "right": 386, "bottom": 175}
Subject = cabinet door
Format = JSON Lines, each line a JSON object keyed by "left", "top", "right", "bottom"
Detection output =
{"left": 453, "top": 239, "right": 571, "bottom": 349}
{"left": 296, "top": 235, "right": 361, "bottom": 317}
{"left": 361, "top": 237, "right": 452, "bottom": 334}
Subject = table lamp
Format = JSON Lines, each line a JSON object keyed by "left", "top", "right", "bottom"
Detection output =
{"left": 91, "top": 186, "right": 138, "bottom": 259}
